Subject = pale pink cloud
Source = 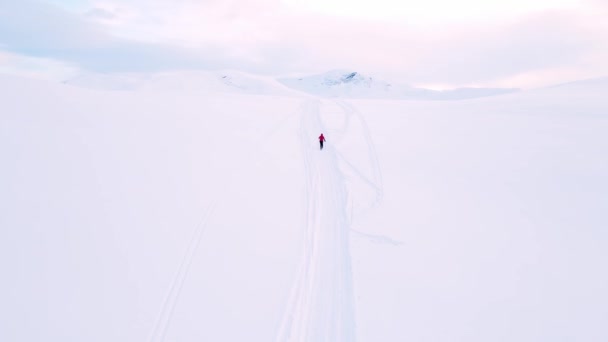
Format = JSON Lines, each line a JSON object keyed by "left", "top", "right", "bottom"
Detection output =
{"left": 1, "top": 0, "right": 607, "bottom": 87}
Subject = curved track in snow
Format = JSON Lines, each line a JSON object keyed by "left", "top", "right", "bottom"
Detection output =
{"left": 334, "top": 100, "right": 384, "bottom": 206}
{"left": 276, "top": 100, "right": 357, "bottom": 342}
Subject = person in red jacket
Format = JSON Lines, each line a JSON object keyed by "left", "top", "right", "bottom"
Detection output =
{"left": 319, "top": 133, "right": 326, "bottom": 150}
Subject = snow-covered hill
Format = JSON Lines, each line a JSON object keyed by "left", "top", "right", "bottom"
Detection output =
{"left": 1, "top": 72, "right": 607, "bottom": 341}
{"left": 549, "top": 76, "right": 608, "bottom": 90}
{"left": 63, "top": 70, "right": 299, "bottom": 96}
{"left": 62, "top": 69, "right": 517, "bottom": 101}
{"left": 279, "top": 70, "right": 518, "bottom": 100}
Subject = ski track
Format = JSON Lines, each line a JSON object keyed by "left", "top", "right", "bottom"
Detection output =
{"left": 335, "top": 100, "right": 384, "bottom": 206}
{"left": 147, "top": 97, "right": 383, "bottom": 342}
{"left": 147, "top": 203, "right": 216, "bottom": 342}
{"left": 146, "top": 102, "right": 303, "bottom": 342}
{"left": 276, "top": 99, "right": 358, "bottom": 342}
{"left": 351, "top": 229, "right": 403, "bottom": 246}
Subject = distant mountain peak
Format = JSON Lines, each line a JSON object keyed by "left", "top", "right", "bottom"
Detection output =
{"left": 279, "top": 70, "right": 518, "bottom": 100}
{"left": 342, "top": 72, "right": 358, "bottom": 81}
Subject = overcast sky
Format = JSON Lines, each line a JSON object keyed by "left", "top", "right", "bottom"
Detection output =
{"left": 0, "top": 0, "right": 607, "bottom": 88}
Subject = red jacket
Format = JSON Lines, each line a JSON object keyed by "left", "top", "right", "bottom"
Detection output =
{"left": 319, "top": 134, "right": 326, "bottom": 142}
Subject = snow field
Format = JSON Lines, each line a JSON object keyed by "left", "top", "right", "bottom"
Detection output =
{"left": 1, "top": 74, "right": 607, "bottom": 341}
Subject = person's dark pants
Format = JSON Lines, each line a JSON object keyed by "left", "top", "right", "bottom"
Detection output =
{"left": 320, "top": 141, "right": 324, "bottom": 150}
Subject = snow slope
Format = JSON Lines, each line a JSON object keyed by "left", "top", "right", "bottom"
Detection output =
{"left": 278, "top": 70, "right": 518, "bottom": 100}
{"left": 1, "top": 73, "right": 607, "bottom": 341}
{"left": 64, "top": 70, "right": 299, "bottom": 96}
{"left": 63, "top": 69, "right": 518, "bottom": 100}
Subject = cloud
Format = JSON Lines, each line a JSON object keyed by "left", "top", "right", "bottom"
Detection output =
{"left": 0, "top": 50, "right": 78, "bottom": 79}
{"left": 0, "top": 0, "right": 311, "bottom": 75}
{"left": 0, "top": 0, "right": 606, "bottom": 87}
{"left": 236, "top": 8, "right": 603, "bottom": 87}
{"left": 85, "top": 8, "right": 117, "bottom": 20}
{"left": 396, "top": 11, "right": 597, "bottom": 84}
{"left": 0, "top": 0, "right": 240, "bottom": 73}
{"left": 91, "top": 0, "right": 606, "bottom": 86}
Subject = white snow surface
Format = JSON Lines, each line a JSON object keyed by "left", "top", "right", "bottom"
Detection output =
{"left": 1, "top": 72, "right": 607, "bottom": 342}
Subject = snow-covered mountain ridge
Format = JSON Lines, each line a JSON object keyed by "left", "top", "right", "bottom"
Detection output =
{"left": 62, "top": 69, "right": 519, "bottom": 100}
{"left": 278, "top": 70, "right": 519, "bottom": 100}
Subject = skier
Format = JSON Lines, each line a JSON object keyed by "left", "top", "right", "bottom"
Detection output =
{"left": 319, "top": 133, "right": 326, "bottom": 150}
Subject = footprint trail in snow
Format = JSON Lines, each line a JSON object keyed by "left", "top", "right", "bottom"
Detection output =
{"left": 277, "top": 99, "right": 380, "bottom": 342}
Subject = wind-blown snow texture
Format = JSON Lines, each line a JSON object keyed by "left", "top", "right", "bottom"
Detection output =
{"left": 1, "top": 72, "right": 607, "bottom": 342}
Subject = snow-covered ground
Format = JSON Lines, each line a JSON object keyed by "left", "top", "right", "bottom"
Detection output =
{"left": 1, "top": 72, "right": 607, "bottom": 341}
